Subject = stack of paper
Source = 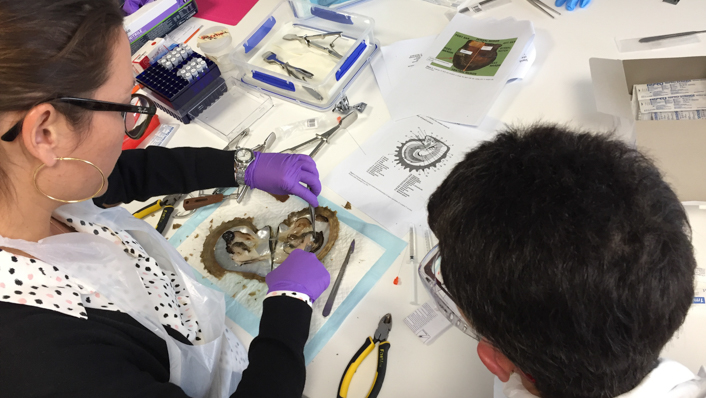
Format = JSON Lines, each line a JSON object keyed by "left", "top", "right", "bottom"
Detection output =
{"left": 325, "top": 15, "right": 535, "bottom": 237}
{"left": 324, "top": 115, "right": 496, "bottom": 237}
{"left": 372, "top": 14, "right": 536, "bottom": 126}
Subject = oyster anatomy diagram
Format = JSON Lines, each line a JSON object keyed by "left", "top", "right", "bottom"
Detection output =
{"left": 395, "top": 135, "right": 450, "bottom": 172}
{"left": 201, "top": 207, "right": 339, "bottom": 281}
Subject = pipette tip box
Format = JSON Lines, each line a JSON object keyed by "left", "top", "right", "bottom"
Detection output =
{"left": 137, "top": 52, "right": 225, "bottom": 124}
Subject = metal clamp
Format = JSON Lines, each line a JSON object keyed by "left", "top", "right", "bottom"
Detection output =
{"left": 333, "top": 96, "right": 367, "bottom": 114}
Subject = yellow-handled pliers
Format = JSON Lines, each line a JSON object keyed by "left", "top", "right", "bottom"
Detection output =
{"left": 132, "top": 194, "right": 184, "bottom": 235}
{"left": 337, "top": 313, "right": 392, "bottom": 398}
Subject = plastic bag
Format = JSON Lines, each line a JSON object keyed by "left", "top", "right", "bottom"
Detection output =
{"left": 0, "top": 200, "right": 247, "bottom": 398}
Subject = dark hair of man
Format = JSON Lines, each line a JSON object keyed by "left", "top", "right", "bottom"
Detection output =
{"left": 427, "top": 125, "right": 696, "bottom": 398}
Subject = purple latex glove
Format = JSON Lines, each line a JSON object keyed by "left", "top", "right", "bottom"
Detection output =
{"left": 266, "top": 249, "right": 331, "bottom": 302}
{"left": 244, "top": 152, "right": 321, "bottom": 207}
{"left": 123, "top": 0, "right": 153, "bottom": 15}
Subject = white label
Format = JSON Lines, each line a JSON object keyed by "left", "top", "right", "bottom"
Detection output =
{"left": 634, "top": 79, "right": 706, "bottom": 100}
{"left": 471, "top": 4, "right": 483, "bottom": 12}
{"left": 404, "top": 301, "right": 452, "bottom": 345}
{"left": 696, "top": 267, "right": 706, "bottom": 305}
{"left": 481, "top": 46, "right": 493, "bottom": 51}
{"left": 638, "top": 95, "right": 706, "bottom": 113}
{"left": 459, "top": 49, "right": 473, "bottom": 55}
{"left": 640, "top": 110, "right": 706, "bottom": 121}
{"left": 432, "top": 59, "right": 453, "bottom": 67}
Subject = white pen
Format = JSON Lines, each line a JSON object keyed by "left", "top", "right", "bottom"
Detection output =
{"left": 409, "top": 225, "right": 416, "bottom": 264}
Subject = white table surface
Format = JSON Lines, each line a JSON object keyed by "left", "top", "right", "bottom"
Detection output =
{"left": 128, "top": 1, "right": 706, "bottom": 396}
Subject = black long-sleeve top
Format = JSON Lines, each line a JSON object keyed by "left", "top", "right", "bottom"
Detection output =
{"left": 0, "top": 147, "right": 311, "bottom": 398}
{"left": 93, "top": 146, "right": 238, "bottom": 207}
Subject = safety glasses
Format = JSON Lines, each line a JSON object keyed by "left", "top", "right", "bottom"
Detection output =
{"left": 418, "top": 244, "right": 477, "bottom": 339}
{"left": 1, "top": 94, "right": 157, "bottom": 142}
{"left": 418, "top": 246, "right": 538, "bottom": 381}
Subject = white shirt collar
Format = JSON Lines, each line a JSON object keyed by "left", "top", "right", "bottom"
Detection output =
{"left": 494, "top": 359, "right": 702, "bottom": 398}
{"left": 618, "top": 359, "right": 699, "bottom": 398}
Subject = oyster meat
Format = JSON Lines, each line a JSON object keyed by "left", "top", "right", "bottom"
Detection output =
{"left": 201, "top": 218, "right": 273, "bottom": 281}
{"left": 274, "top": 206, "right": 339, "bottom": 264}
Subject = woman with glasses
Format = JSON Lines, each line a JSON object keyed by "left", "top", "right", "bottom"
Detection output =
{"left": 0, "top": 1, "right": 330, "bottom": 397}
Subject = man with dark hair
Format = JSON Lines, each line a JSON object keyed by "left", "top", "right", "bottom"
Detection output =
{"left": 425, "top": 125, "right": 705, "bottom": 398}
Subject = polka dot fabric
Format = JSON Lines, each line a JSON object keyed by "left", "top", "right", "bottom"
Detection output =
{"left": 0, "top": 216, "right": 203, "bottom": 343}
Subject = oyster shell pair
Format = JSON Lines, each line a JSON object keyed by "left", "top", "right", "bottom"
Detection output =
{"left": 201, "top": 207, "right": 339, "bottom": 281}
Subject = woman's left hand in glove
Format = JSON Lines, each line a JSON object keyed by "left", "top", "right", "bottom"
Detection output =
{"left": 244, "top": 152, "right": 321, "bottom": 207}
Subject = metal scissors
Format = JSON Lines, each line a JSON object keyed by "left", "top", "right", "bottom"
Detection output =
{"left": 527, "top": 0, "right": 561, "bottom": 18}
{"left": 280, "top": 111, "right": 358, "bottom": 159}
{"left": 282, "top": 31, "right": 344, "bottom": 59}
{"left": 262, "top": 51, "right": 314, "bottom": 81}
{"left": 262, "top": 51, "right": 323, "bottom": 101}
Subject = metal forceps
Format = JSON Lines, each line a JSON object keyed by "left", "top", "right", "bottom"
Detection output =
{"left": 262, "top": 51, "right": 314, "bottom": 82}
{"left": 283, "top": 31, "right": 344, "bottom": 59}
{"left": 263, "top": 51, "right": 323, "bottom": 101}
{"left": 527, "top": 0, "right": 561, "bottom": 18}
{"left": 280, "top": 111, "right": 358, "bottom": 159}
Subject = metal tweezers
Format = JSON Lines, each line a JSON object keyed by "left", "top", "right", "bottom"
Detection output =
{"left": 527, "top": 0, "right": 561, "bottom": 18}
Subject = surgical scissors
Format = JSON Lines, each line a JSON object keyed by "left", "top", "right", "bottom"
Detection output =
{"left": 280, "top": 111, "right": 358, "bottom": 159}
{"left": 282, "top": 31, "right": 344, "bottom": 59}
{"left": 527, "top": 0, "right": 561, "bottom": 18}
{"left": 262, "top": 51, "right": 314, "bottom": 81}
{"left": 263, "top": 51, "right": 323, "bottom": 101}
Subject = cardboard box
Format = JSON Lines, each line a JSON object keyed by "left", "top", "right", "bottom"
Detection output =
{"left": 131, "top": 38, "right": 171, "bottom": 74}
{"left": 590, "top": 56, "right": 706, "bottom": 202}
{"left": 124, "top": 0, "right": 198, "bottom": 54}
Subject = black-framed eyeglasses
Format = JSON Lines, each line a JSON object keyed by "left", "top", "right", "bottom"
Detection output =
{"left": 1, "top": 94, "right": 157, "bottom": 142}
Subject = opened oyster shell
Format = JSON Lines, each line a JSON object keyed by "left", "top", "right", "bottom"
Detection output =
{"left": 274, "top": 206, "right": 339, "bottom": 264}
{"left": 201, "top": 206, "right": 339, "bottom": 281}
{"left": 201, "top": 218, "right": 272, "bottom": 281}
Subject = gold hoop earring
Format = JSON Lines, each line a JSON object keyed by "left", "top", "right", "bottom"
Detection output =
{"left": 33, "top": 157, "right": 106, "bottom": 203}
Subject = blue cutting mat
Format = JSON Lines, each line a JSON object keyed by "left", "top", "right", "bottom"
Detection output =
{"left": 169, "top": 194, "right": 406, "bottom": 363}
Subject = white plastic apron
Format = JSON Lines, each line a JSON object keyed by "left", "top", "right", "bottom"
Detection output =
{"left": 0, "top": 200, "right": 247, "bottom": 398}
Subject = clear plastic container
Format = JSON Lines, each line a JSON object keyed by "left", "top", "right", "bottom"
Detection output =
{"left": 420, "top": 0, "right": 465, "bottom": 7}
{"left": 189, "top": 77, "right": 274, "bottom": 142}
{"left": 229, "top": 0, "right": 379, "bottom": 111}
{"left": 302, "top": 0, "right": 371, "bottom": 9}
{"left": 197, "top": 25, "right": 236, "bottom": 72}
